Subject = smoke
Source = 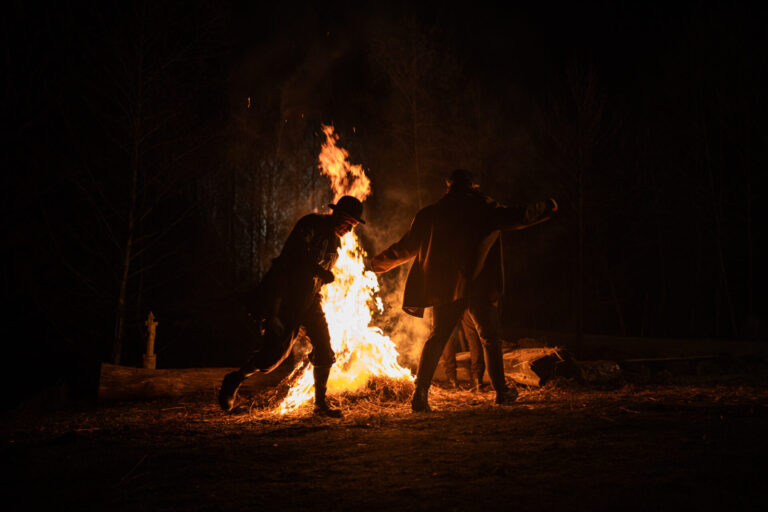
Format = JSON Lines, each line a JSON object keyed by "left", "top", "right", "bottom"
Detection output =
{"left": 376, "top": 273, "right": 431, "bottom": 370}
{"left": 356, "top": 181, "right": 436, "bottom": 370}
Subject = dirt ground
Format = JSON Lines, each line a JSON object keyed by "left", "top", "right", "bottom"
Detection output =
{"left": 3, "top": 375, "right": 768, "bottom": 512}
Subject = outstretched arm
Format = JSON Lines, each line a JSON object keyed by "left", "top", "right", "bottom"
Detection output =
{"left": 492, "top": 197, "right": 558, "bottom": 231}
{"left": 370, "top": 213, "right": 423, "bottom": 273}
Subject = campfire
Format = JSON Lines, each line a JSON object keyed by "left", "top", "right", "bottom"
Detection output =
{"left": 276, "top": 125, "right": 413, "bottom": 414}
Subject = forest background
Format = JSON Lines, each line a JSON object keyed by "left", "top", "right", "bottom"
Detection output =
{"left": 4, "top": 1, "right": 766, "bottom": 403}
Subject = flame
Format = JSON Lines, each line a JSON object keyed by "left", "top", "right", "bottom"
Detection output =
{"left": 277, "top": 125, "right": 412, "bottom": 414}
{"left": 317, "top": 125, "right": 371, "bottom": 203}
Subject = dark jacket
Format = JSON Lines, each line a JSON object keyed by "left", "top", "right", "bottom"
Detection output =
{"left": 250, "top": 214, "right": 341, "bottom": 325}
{"left": 371, "top": 188, "right": 555, "bottom": 317}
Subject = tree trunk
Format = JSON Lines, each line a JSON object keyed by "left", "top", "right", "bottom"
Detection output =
{"left": 113, "top": 49, "right": 143, "bottom": 365}
{"left": 576, "top": 164, "right": 584, "bottom": 356}
{"left": 113, "top": 157, "right": 137, "bottom": 364}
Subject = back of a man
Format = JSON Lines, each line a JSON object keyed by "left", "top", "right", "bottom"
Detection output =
{"left": 372, "top": 169, "right": 556, "bottom": 412}
{"left": 428, "top": 185, "right": 509, "bottom": 302}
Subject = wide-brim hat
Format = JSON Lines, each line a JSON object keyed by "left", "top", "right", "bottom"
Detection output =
{"left": 328, "top": 195, "right": 366, "bottom": 224}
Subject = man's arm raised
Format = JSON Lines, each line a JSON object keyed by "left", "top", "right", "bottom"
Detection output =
{"left": 491, "top": 197, "right": 558, "bottom": 231}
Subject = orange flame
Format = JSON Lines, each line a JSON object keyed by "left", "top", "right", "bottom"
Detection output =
{"left": 317, "top": 125, "right": 371, "bottom": 203}
{"left": 277, "top": 125, "right": 412, "bottom": 414}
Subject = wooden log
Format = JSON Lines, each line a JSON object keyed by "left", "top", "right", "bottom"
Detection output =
{"left": 435, "top": 347, "right": 562, "bottom": 387}
{"left": 617, "top": 355, "right": 723, "bottom": 377}
{"left": 503, "top": 347, "right": 563, "bottom": 387}
{"left": 97, "top": 362, "right": 293, "bottom": 401}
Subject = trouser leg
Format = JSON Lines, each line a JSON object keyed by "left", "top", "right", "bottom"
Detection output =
{"left": 302, "top": 299, "right": 341, "bottom": 417}
{"left": 462, "top": 310, "right": 486, "bottom": 382}
{"left": 313, "top": 365, "right": 330, "bottom": 405}
{"left": 440, "top": 333, "right": 458, "bottom": 382}
{"left": 467, "top": 299, "right": 508, "bottom": 394}
{"left": 412, "top": 301, "right": 465, "bottom": 410}
{"left": 302, "top": 298, "right": 336, "bottom": 369}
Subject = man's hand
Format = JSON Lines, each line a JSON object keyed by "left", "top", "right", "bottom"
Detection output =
{"left": 317, "top": 268, "right": 335, "bottom": 284}
{"left": 368, "top": 255, "right": 387, "bottom": 274}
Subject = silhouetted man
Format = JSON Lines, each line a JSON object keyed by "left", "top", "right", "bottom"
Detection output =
{"left": 371, "top": 170, "right": 556, "bottom": 411}
{"left": 219, "top": 196, "right": 365, "bottom": 417}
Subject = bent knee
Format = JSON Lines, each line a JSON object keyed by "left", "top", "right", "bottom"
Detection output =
{"left": 310, "top": 348, "right": 336, "bottom": 368}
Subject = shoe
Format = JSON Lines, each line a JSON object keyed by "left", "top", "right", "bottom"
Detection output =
{"left": 411, "top": 386, "right": 432, "bottom": 412}
{"left": 495, "top": 386, "right": 519, "bottom": 405}
{"left": 219, "top": 371, "right": 244, "bottom": 412}
{"left": 314, "top": 402, "right": 343, "bottom": 418}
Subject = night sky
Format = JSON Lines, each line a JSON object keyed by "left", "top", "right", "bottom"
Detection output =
{"left": 4, "top": 1, "right": 766, "bottom": 404}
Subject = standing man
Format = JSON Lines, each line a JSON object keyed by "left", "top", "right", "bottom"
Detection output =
{"left": 371, "top": 170, "right": 556, "bottom": 412}
{"left": 219, "top": 196, "right": 365, "bottom": 418}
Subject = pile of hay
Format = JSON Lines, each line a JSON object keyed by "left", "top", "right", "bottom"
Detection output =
{"left": 239, "top": 368, "right": 414, "bottom": 417}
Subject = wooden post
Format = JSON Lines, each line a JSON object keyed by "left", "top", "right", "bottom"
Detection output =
{"left": 143, "top": 311, "right": 158, "bottom": 369}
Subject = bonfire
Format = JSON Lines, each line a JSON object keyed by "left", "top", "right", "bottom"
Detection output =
{"left": 274, "top": 125, "right": 413, "bottom": 415}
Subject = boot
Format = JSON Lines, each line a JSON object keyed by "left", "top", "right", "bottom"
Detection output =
{"left": 219, "top": 371, "right": 245, "bottom": 412}
{"left": 495, "top": 385, "right": 519, "bottom": 405}
{"left": 483, "top": 341, "right": 509, "bottom": 395}
{"left": 313, "top": 366, "right": 342, "bottom": 418}
{"left": 411, "top": 383, "right": 432, "bottom": 412}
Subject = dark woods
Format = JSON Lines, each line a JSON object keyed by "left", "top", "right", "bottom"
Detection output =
{"left": 4, "top": 1, "right": 766, "bottom": 401}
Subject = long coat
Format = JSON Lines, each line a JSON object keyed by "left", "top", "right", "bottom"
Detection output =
{"left": 249, "top": 213, "right": 340, "bottom": 327}
{"left": 371, "top": 188, "right": 555, "bottom": 317}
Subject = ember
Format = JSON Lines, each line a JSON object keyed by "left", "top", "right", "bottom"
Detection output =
{"left": 276, "top": 126, "right": 413, "bottom": 414}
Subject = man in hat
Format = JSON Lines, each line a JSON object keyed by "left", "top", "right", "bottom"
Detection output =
{"left": 219, "top": 195, "right": 365, "bottom": 417}
{"left": 370, "top": 170, "right": 557, "bottom": 411}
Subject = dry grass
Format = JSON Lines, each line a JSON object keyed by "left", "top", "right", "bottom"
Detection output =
{"left": 3, "top": 373, "right": 766, "bottom": 442}
{"left": 227, "top": 370, "right": 768, "bottom": 426}
{"left": 231, "top": 375, "right": 595, "bottom": 425}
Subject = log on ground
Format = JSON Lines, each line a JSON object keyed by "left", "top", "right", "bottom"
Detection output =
{"left": 435, "top": 347, "right": 563, "bottom": 387}
{"left": 97, "top": 362, "right": 292, "bottom": 401}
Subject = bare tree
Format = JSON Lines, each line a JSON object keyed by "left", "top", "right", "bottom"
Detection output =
{"left": 59, "top": 1, "right": 226, "bottom": 363}
{"left": 535, "top": 58, "right": 613, "bottom": 353}
{"left": 371, "top": 19, "right": 465, "bottom": 208}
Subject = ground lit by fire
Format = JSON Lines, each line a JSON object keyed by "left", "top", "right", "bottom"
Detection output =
{"left": 5, "top": 378, "right": 767, "bottom": 511}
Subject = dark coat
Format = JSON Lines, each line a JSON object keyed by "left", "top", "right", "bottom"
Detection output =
{"left": 371, "top": 188, "right": 555, "bottom": 317}
{"left": 249, "top": 214, "right": 340, "bottom": 326}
